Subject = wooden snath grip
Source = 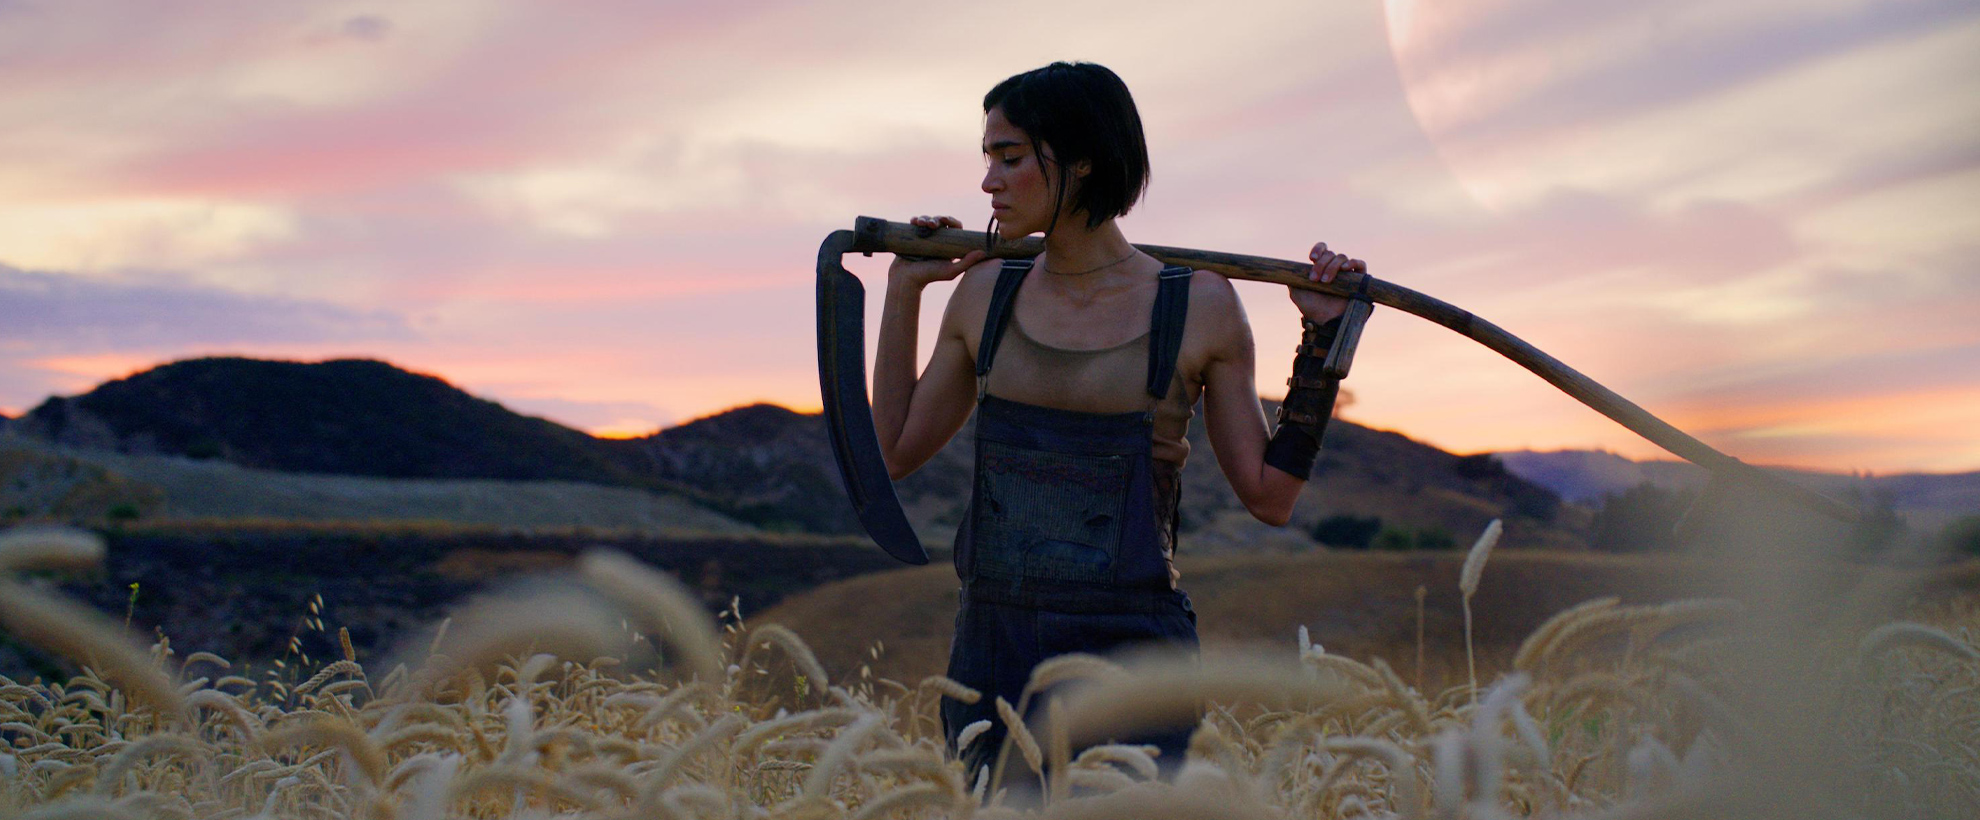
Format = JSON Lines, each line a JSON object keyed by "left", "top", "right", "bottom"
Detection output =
{"left": 1323, "top": 298, "right": 1373, "bottom": 380}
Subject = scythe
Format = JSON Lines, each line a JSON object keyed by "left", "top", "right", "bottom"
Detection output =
{"left": 817, "top": 216, "right": 1857, "bottom": 564}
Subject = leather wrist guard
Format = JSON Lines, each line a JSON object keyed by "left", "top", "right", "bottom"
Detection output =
{"left": 1265, "top": 316, "right": 1344, "bottom": 480}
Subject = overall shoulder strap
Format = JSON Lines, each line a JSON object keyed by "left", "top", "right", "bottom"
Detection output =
{"left": 1145, "top": 266, "right": 1194, "bottom": 401}
{"left": 976, "top": 259, "right": 1033, "bottom": 401}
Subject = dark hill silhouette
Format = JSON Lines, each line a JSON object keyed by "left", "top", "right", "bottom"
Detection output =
{"left": 614, "top": 403, "right": 974, "bottom": 535}
{"left": 8, "top": 356, "right": 1578, "bottom": 547}
{"left": 623, "top": 399, "right": 1580, "bottom": 551}
{"left": 607, "top": 404, "right": 851, "bottom": 532}
{"left": 15, "top": 357, "right": 636, "bottom": 483}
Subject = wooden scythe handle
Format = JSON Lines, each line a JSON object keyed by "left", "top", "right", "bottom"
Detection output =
{"left": 848, "top": 216, "right": 1859, "bottom": 524}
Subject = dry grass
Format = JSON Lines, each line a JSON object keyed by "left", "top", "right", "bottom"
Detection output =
{"left": 1, "top": 436, "right": 754, "bottom": 535}
{"left": 759, "top": 548, "right": 1915, "bottom": 693}
{"left": 2, "top": 524, "right": 1976, "bottom": 819}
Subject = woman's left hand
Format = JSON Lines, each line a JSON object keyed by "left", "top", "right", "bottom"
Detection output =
{"left": 1288, "top": 241, "right": 1364, "bottom": 323}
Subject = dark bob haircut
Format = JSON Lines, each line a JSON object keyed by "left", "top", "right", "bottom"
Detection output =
{"left": 984, "top": 62, "right": 1150, "bottom": 232}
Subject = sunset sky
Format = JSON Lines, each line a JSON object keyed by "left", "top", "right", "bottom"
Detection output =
{"left": 2, "top": 0, "right": 1975, "bottom": 473}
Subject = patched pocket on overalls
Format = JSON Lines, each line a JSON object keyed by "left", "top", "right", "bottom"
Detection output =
{"left": 972, "top": 440, "right": 1131, "bottom": 585}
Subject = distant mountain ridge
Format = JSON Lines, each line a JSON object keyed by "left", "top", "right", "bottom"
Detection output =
{"left": 1496, "top": 449, "right": 1980, "bottom": 532}
{"left": 1493, "top": 450, "right": 1705, "bottom": 503}
{"left": 7, "top": 356, "right": 1582, "bottom": 547}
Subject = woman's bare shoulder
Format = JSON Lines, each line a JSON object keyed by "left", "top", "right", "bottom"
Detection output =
{"left": 940, "top": 256, "right": 1011, "bottom": 332}
{"left": 1185, "top": 269, "right": 1249, "bottom": 325}
{"left": 948, "top": 257, "right": 1008, "bottom": 305}
{"left": 1177, "top": 269, "right": 1256, "bottom": 371}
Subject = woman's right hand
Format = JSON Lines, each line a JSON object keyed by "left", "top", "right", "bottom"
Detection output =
{"left": 888, "top": 215, "right": 984, "bottom": 287}
{"left": 1289, "top": 241, "right": 1363, "bottom": 323}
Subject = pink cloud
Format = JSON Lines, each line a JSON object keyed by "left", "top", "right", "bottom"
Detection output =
{"left": 2, "top": 0, "right": 1975, "bottom": 473}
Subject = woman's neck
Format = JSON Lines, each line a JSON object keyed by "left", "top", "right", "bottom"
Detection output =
{"left": 1039, "top": 218, "right": 1142, "bottom": 297}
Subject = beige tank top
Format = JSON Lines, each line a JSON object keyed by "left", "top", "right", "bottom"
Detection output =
{"left": 982, "top": 299, "right": 1202, "bottom": 468}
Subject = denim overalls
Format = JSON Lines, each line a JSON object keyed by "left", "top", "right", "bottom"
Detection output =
{"left": 941, "top": 258, "right": 1201, "bottom": 780}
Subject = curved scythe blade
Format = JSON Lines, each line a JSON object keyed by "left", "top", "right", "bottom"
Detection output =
{"left": 815, "top": 230, "right": 929, "bottom": 564}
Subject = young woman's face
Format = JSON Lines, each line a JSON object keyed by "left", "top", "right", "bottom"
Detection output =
{"left": 981, "top": 106, "right": 1073, "bottom": 239}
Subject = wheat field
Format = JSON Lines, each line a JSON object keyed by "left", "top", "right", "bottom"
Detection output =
{"left": 1, "top": 524, "right": 1975, "bottom": 819}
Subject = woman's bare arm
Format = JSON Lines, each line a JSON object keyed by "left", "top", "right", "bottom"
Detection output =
{"left": 1204, "top": 240, "right": 1363, "bottom": 524}
{"left": 872, "top": 241, "right": 992, "bottom": 480}
{"left": 1198, "top": 275, "right": 1310, "bottom": 526}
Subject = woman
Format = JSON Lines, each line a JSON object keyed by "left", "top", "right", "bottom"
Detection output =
{"left": 872, "top": 61, "right": 1364, "bottom": 779}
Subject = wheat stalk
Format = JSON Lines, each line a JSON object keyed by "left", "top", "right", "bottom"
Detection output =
{"left": 1372, "top": 657, "right": 1434, "bottom": 735}
{"left": 741, "top": 623, "right": 833, "bottom": 700}
{"left": 17, "top": 797, "right": 141, "bottom": 820}
{"left": 377, "top": 723, "right": 460, "bottom": 753}
{"left": 1034, "top": 779, "right": 1281, "bottom": 819}
{"left": 292, "top": 659, "right": 365, "bottom": 695}
{"left": 956, "top": 717, "right": 994, "bottom": 754}
{"left": 451, "top": 765, "right": 603, "bottom": 812}
{"left": 1858, "top": 622, "right": 1980, "bottom": 665}
{"left": 407, "top": 583, "right": 627, "bottom": 695}
{"left": 1059, "top": 656, "right": 1352, "bottom": 750}
{"left": 919, "top": 675, "right": 983, "bottom": 705}
{"left": 0, "top": 581, "right": 183, "bottom": 715}
{"left": 733, "top": 708, "right": 859, "bottom": 756}
{"left": 0, "top": 527, "right": 104, "bottom": 574}
{"left": 1023, "top": 653, "right": 1125, "bottom": 698}
{"left": 1074, "top": 743, "right": 1162, "bottom": 782}
{"left": 1459, "top": 519, "right": 1501, "bottom": 601}
{"left": 579, "top": 549, "right": 725, "bottom": 682}
{"left": 1303, "top": 652, "right": 1387, "bottom": 692}
{"left": 995, "top": 694, "right": 1045, "bottom": 781}
{"left": 181, "top": 689, "right": 260, "bottom": 736}
{"left": 640, "top": 712, "right": 746, "bottom": 805}
{"left": 1322, "top": 737, "right": 1420, "bottom": 820}
{"left": 632, "top": 681, "right": 713, "bottom": 732}
{"left": 1045, "top": 695, "right": 1073, "bottom": 803}
{"left": 92, "top": 734, "right": 210, "bottom": 797}
{"left": 1461, "top": 519, "right": 1502, "bottom": 702}
{"left": 850, "top": 782, "right": 952, "bottom": 820}
{"left": 257, "top": 716, "right": 387, "bottom": 787}
{"left": 1415, "top": 584, "right": 1429, "bottom": 693}
{"left": 561, "top": 761, "right": 641, "bottom": 803}
{"left": 802, "top": 711, "right": 882, "bottom": 799}
{"left": 1513, "top": 597, "right": 1623, "bottom": 675}
{"left": 1066, "top": 766, "right": 1138, "bottom": 792}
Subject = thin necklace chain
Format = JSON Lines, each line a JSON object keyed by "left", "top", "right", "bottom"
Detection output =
{"left": 1041, "top": 246, "right": 1138, "bottom": 276}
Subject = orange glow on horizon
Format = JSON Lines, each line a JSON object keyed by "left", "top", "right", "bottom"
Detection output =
{"left": 590, "top": 426, "right": 657, "bottom": 440}
{"left": 26, "top": 353, "right": 169, "bottom": 389}
{"left": 11, "top": 343, "right": 1974, "bottom": 475}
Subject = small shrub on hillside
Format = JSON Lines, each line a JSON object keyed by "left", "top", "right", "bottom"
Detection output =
{"left": 1591, "top": 482, "right": 1692, "bottom": 552}
{"left": 1452, "top": 453, "right": 1505, "bottom": 480}
{"left": 1842, "top": 489, "right": 1907, "bottom": 556}
{"left": 1942, "top": 515, "right": 1980, "bottom": 557}
{"left": 1374, "top": 524, "right": 1456, "bottom": 551}
{"left": 1451, "top": 453, "right": 1561, "bottom": 522}
{"left": 1312, "top": 514, "right": 1382, "bottom": 549}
